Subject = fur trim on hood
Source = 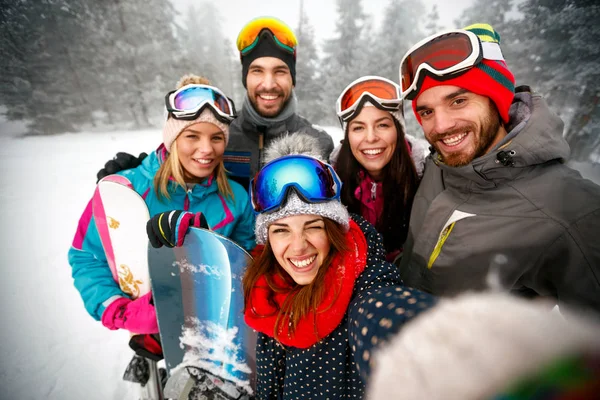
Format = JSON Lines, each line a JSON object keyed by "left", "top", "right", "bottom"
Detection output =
{"left": 262, "top": 132, "right": 327, "bottom": 164}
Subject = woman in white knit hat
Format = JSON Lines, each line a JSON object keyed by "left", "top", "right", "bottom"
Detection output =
{"left": 241, "top": 133, "right": 436, "bottom": 399}
{"left": 68, "top": 74, "right": 255, "bottom": 343}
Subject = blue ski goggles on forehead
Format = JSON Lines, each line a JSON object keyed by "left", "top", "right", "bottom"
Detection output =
{"left": 165, "top": 84, "right": 236, "bottom": 123}
{"left": 250, "top": 155, "right": 342, "bottom": 214}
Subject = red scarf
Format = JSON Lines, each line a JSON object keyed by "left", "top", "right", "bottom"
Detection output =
{"left": 244, "top": 220, "right": 367, "bottom": 348}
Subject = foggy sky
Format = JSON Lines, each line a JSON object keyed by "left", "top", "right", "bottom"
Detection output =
{"left": 171, "top": 0, "right": 475, "bottom": 48}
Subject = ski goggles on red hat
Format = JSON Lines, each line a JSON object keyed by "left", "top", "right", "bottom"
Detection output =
{"left": 165, "top": 84, "right": 236, "bottom": 123}
{"left": 236, "top": 16, "right": 297, "bottom": 56}
{"left": 250, "top": 155, "right": 342, "bottom": 214}
{"left": 399, "top": 29, "right": 485, "bottom": 100}
{"left": 336, "top": 76, "right": 403, "bottom": 124}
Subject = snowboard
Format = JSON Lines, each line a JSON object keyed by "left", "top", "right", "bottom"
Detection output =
{"left": 148, "top": 227, "right": 256, "bottom": 398}
{"left": 93, "top": 175, "right": 164, "bottom": 400}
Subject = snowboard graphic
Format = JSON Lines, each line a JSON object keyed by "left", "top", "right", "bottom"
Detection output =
{"left": 92, "top": 175, "right": 164, "bottom": 400}
{"left": 93, "top": 175, "right": 151, "bottom": 298}
{"left": 148, "top": 227, "right": 256, "bottom": 396}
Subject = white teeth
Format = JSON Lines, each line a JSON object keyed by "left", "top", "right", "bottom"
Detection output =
{"left": 362, "top": 148, "right": 383, "bottom": 155}
{"left": 290, "top": 255, "right": 316, "bottom": 268}
{"left": 442, "top": 132, "right": 468, "bottom": 146}
{"left": 259, "top": 94, "right": 278, "bottom": 100}
{"left": 194, "top": 158, "right": 211, "bottom": 164}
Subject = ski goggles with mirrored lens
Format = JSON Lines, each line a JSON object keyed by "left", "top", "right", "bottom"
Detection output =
{"left": 165, "top": 84, "right": 236, "bottom": 122}
{"left": 399, "top": 30, "right": 484, "bottom": 100}
{"left": 250, "top": 155, "right": 342, "bottom": 214}
{"left": 236, "top": 16, "right": 297, "bottom": 56}
{"left": 336, "top": 76, "right": 403, "bottom": 124}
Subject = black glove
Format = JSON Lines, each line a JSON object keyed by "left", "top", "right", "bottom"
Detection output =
{"left": 146, "top": 210, "right": 209, "bottom": 248}
{"left": 96, "top": 152, "right": 148, "bottom": 183}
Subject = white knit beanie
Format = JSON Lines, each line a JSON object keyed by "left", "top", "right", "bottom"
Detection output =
{"left": 253, "top": 133, "right": 350, "bottom": 244}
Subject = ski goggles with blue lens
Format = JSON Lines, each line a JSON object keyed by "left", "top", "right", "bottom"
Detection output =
{"left": 236, "top": 16, "right": 297, "bottom": 56}
{"left": 250, "top": 155, "right": 342, "bottom": 214}
{"left": 165, "top": 84, "right": 237, "bottom": 123}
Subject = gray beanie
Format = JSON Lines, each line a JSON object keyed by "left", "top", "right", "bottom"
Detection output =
{"left": 254, "top": 133, "right": 350, "bottom": 244}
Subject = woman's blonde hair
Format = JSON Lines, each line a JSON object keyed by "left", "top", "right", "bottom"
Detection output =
{"left": 153, "top": 74, "right": 233, "bottom": 202}
{"left": 154, "top": 138, "right": 233, "bottom": 202}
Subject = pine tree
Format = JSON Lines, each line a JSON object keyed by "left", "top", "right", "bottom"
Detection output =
{"left": 424, "top": 4, "right": 443, "bottom": 37}
{"left": 319, "top": 0, "right": 372, "bottom": 125}
{"left": 178, "top": 3, "right": 234, "bottom": 90}
{"left": 370, "top": 0, "right": 426, "bottom": 136}
{"left": 295, "top": 0, "right": 327, "bottom": 124}
{"left": 511, "top": 0, "right": 600, "bottom": 161}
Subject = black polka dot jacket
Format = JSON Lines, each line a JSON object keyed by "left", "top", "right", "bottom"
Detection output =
{"left": 253, "top": 214, "right": 437, "bottom": 399}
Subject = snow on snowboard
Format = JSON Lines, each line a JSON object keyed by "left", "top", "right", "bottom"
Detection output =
{"left": 149, "top": 226, "right": 256, "bottom": 400}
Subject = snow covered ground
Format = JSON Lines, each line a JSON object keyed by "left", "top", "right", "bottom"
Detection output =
{"left": 0, "top": 125, "right": 341, "bottom": 400}
{"left": 0, "top": 123, "right": 597, "bottom": 399}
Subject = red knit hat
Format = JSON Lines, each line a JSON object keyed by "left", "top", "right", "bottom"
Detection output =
{"left": 411, "top": 24, "right": 516, "bottom": 124}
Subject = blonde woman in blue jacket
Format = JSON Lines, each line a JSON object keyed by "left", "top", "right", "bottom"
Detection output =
{"left": 68, "top": 75, "right": 255, "bottom": 335}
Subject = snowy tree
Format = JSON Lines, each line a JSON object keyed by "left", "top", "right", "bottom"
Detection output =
{"left": 509, "top": 0, "right": 600, "bottom": 161}
{"left": 319, "top": 0, "right": 373, "bottom": 124}
{"left": 0, "top": 0, "right": 181, "bottom": 134}
{"left": 295, "top": 1, "right": 327, "bottom": 124}
{"left": 455, "top": 0, "right": 514, "bottom": 29}
{"left": 424, "top": 4, "right": 443, "bottom": 37}
{"left": 177, "top": 3, "right": 235, "bottom": 92}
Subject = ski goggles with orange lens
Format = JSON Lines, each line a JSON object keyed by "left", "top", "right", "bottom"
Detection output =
{"left": 399, "top": 30, "right": 484, "bottom": 100}
{"left": 250, "top": 155, "right": 342, "bottom": 214}
{"left": 336, "top": 76, "right": 403, "bottom": 124}
{"left": 236, "top": 16, "right": 297, "bottom": 56}
{"left": 165, "top": 84, "right": 236, "bottom": 123}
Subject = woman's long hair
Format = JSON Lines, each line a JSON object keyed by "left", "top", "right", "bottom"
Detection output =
{"left": 242, "top": 218, "right": 349, "bottom": 342}
{"left": 335, "top": 117, "right": 419, "bottom": 252}
{"left": 153, "top": 140, "right": 233, "bottom": 202}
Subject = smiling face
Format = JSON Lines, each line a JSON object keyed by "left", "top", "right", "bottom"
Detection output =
{"left": 415, "top": 85, "right": 506, "bottom": 167}
{"left": 268, "top": 214, "right": 331, "bottom": 285}
{"left": 347, "top": 106, "right": 398, "bottom": 181}
{"left": 175, "top": 122, "right": 226, "bottom": 183}
{"left": 246, "top": 57, "right": 293, "bottom": 117}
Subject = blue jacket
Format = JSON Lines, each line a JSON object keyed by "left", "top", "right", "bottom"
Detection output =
{"left": 254, "top": 215, "right": 436, "bottom": 399}
{"left": 68, "top": 148, "right": 256, "bottom": 320}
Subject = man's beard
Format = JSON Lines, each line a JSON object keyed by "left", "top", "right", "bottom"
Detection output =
{"left": 434, "top": 107, "right": 502, "bottom": 167}
{"left": 250, "top": 92, "right": 290, "bottom": 118}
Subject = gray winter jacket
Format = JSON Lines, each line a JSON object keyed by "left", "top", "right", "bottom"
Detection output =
{"left": 223, "top": 106, "right": 334, "bottom": 189}
{"left": 400, "top": 88, "right": 600, "bottom": 313}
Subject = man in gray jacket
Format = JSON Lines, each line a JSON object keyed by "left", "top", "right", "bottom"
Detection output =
{"left": 398, "top": 23, "right": 600, "bottom": 313}
{"left": 223, "top": 17, "right": 333, "bottom": 189}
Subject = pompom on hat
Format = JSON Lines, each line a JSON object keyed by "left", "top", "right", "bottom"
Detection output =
{"left": 162, "top": 74, "right": 231, "bottom": 152}
{"left": 411, "top": 23, "right": 516, "bottom": 124}
{"left": 253, "top": 133, "right": 350, "bottom": 244}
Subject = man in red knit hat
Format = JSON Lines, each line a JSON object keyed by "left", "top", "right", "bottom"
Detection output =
{"left": 398, "top": 23, "right": 600, "bottom": 315}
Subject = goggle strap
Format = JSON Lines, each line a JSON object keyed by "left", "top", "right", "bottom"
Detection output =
{"left": 481, "top": 41, "right": 504, "bottom": 61}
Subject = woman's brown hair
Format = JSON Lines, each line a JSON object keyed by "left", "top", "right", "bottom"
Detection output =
{"left": 242, "top": 218, "right": 349, "bottom": 342}
{"left": 335, "top": 117, "right": 419, "bottom": 252}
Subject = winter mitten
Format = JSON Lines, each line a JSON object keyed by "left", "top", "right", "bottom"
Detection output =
{"left": 96, "top": 152, "right": 148, "bottom": 183}
{"left": 146, "top": 210, "right": 209, "bottom": 248}
{"left": 101, "top": 291, "right": 159, "bottom": 334}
